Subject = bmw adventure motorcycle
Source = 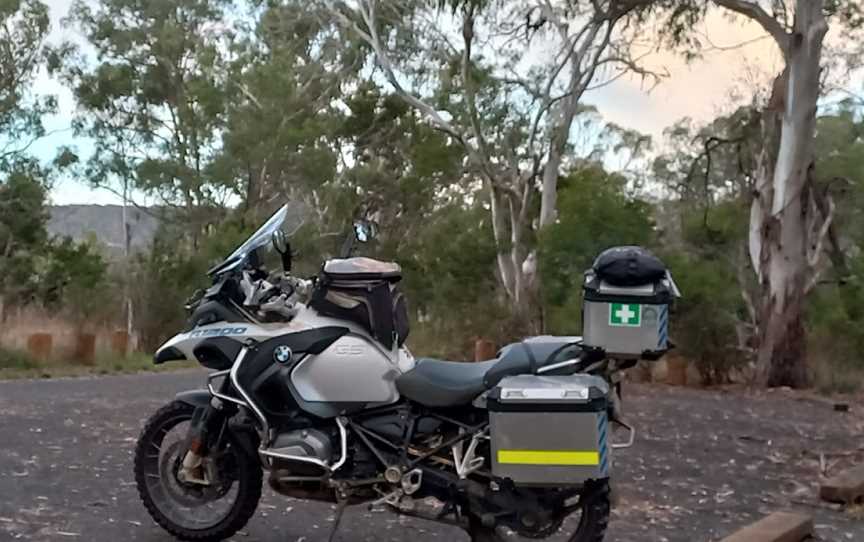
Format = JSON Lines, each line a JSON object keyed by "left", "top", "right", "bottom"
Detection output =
{"left": 136, "top": 205, "right": 675, "bottom": 542}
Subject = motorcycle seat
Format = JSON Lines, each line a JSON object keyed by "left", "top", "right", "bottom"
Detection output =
{"left": 396, "top": 336, "right": 584, "bottom": 407}
{"left": 395, "top": 358, "right": 498, "bottom": 408}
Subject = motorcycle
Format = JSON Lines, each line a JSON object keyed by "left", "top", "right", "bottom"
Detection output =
{"left": 136, "top": 205, "right": 673, "bottom": 542}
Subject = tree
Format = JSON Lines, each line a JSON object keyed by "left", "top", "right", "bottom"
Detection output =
{"left": 63, "top": 0, "right": 234, "bottom": 238}
{"left": 655, "top": 0, "right": 863, "bottom": 386}
{"left": 0, "top": 161, "right": 50, "bottom": 313}
{"left": 0, "top": 159, "right": 108, "bottom": 321}
{"left": 703, "top": 0, "right": 862, "bottom": 387}
{"left": 62, "top": 0, "right": 240, "bottom": 341}
{"left": 328, "top": 0, "right": 661, "bottom": 328}
{"left": 38, "top": 237, "right": 108, "bottom": 320}
{"left": 652, "top": 107, "right": 763, "bottom": 342}
{"left": 0, "top": 0, "right": 54, "bottom": 168}
{"left": 211, "top": 2, "right": 357, "bottom": 220}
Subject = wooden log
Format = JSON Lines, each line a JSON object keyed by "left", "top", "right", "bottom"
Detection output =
{"left": 820, "top": 464, "right": 864, "bottom": 504}
{"left": 26, "top": 333, "right": 52, "bottom": 361}
{"left": 111, "top": 330, "right": 129, "bottom": 358}
{"left": 74, "top": 333, "right": 96, "bottom": 365}
{"left": 474, "top": 339, "right": 496, "bottom": 362}
{"left": 719, "top": 511, "right": 813, "bottom": 542}
{"left": 666, "top": 355, "right": 687, "bottom": 386}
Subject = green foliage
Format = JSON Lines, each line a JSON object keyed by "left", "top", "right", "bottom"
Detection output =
{"left": 212, "top": 2, "right": 351, "bottom": 214}
{"left": 62, "top": 0, "right": 233, "bottom": 233}
{"left": 680, "top": 198, "right": 748, "bottom": 256}
{"left": 539, "top": 166, "right": 654, "bottom": 334}
{"left": 653, "top": 110, "right": 755, "bottom": 383}
{"left": 38, "top": 237, "right": 108, "bottom": 318}
{"left": 0, "top": 346, "right": 38, "bottom": 370}
{"left": 652, "top": 106, "right": 761, "bottom": 205}
{"left": 814, "top": 105, "right": 864, "bottom": 259}
{"left": 398, "top": 202, "right": 504, "bottom": 359}
{"left": 662, "top": 250, "right": 745, "bottom": 385}
{"left": 0, "top": 163, "right": 109, "bottom": 317}
{"left": 0, "top": 163, "right": 49, "bottom": 304}
{"left": 0, "top": 0, "right": 54, "bottom": 168}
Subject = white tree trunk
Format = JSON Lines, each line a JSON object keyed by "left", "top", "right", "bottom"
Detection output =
{"left": 488, "top": 183, "right": 517, "bottom": 300}
{"left": 747, "top": 1, "right": 828, "bottom": 387}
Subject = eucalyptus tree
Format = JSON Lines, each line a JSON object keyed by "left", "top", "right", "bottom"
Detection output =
{"left": 0, "top": 0, "right": 56, "bottom": 317}
{"left": 685, "top": 0, "right": 864, "bottom": 387}
{"left": 328, "top": 0, "right": 660, "bottom": 326}
{"left": 0, "top": 0, "right": 54, "bottom": 168}
{"left": 62, "top": 0, "right": 235, "bottom": 238}
{"left": 212, "top": 2, "right": 361, "bottom": 221}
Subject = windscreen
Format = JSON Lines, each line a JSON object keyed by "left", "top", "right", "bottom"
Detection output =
{"left": 207, "top": 204, "right": 288, "bottom": 276}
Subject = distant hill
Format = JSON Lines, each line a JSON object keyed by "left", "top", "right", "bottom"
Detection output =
{"left": 47, "top": 202, "right": 308, "bottom": 257}
{"left": 48, "top": 205, "right": 160, "bottom": 255}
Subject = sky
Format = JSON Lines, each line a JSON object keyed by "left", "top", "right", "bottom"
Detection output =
{"left": 30, "top": 3, "right": 804, "bottom": 205}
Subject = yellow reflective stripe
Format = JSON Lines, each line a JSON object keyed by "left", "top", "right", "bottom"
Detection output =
{"left": 497, "top": 450, "right": 600, "bottom": 466}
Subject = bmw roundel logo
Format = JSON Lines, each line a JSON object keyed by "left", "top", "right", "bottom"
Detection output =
{"left": 273, "top": 345, "right": 293, "bottom": 364}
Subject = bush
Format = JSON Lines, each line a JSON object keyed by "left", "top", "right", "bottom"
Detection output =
{"left": 0, "top": 347, "right": 38, "bottom": 370}
{"left": 662, "top": 251, "right": 746, "bottom": 385}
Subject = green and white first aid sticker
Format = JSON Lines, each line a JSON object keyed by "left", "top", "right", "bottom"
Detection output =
{"left": 609, "top": 303, "right": 641, "bottom": 327}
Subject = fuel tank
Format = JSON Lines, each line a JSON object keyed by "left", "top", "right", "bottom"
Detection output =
{"left": 291, "top": 333, "right": 400, "bottom": 404}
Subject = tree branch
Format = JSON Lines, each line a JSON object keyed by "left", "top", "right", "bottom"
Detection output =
{"left": 460, "top": 3, "right": 497, "bottom": 184}
{"left": 328, "top": 0, "right": 466, "bottom": 145}
{"left": 806, "top": 192, "right": 834, "bottom": 269}
{"left": 711, "top": 0, "right": 790, "bottom": 56}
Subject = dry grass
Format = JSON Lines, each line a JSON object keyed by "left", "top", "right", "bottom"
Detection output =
{"left": 0, "top": 306, "right": 120, "bottom": 357}
{"left": 846, "top": 503, "right": 864, "bottom": 520}
{"left": 0, "top": 348, "right": 195, "bottom": 380}
{"left": 810, "top": 356, "right": 864, "bottom": 396}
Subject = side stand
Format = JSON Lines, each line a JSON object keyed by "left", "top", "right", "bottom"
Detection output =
{"left": 327, "top": 496, "right": 349, "bottom": 542}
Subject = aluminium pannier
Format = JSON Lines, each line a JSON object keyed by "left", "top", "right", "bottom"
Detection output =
{"left": 488, "top": 374, "right": 611, "bottom": 486}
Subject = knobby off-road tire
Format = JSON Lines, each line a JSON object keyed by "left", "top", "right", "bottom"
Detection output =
{"left": 134, "top": 401, "right": 262, "bottom": 542}
{"left": 468, "top": 480, "right": 611, "bottom": 542}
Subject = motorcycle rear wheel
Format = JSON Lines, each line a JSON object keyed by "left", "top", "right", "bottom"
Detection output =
{"left": 134, "top": 401, "right": 262, "bottom": 542}
{"left": 468, "top": 480, "right": 611, "bottom": 542}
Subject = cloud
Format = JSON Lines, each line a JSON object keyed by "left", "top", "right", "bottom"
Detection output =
{"left": 586, "top": 10, "right": 783, "bottom": 140}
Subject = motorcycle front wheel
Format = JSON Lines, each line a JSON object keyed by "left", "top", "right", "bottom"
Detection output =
{"left": 468, "top": 480, "right": 611, "bottom": 542}
{"left": 134, "top": 401, "right": 262, "bottom": 542}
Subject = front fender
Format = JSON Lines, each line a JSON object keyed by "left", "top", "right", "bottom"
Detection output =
{"left": 154, "top": 346, "right": 187, "bottom": 364}
{"left": 174, "top": 389, "right": 212, "bottom": 409}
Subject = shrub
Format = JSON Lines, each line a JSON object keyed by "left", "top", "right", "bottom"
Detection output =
{"left": 662, "top": 251, "right": 747, "bottom": 385}
{"left": 0, "top": 347, "right": 38, "bottom": 370}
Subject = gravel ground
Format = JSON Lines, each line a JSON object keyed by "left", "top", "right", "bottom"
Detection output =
{"left": 0, "top": 371, "right": 861, "bottom": 542}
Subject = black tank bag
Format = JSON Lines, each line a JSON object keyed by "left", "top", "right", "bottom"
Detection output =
{"left": 310, "top": 276, "right": 409, "bottom": 349}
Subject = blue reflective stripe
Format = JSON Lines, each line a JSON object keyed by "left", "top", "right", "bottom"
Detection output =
{"left": 658, "top": 305, "right": 669, "bottom": 348}
{"left": 597, "top": 412, "right": 610, "bottom": 476}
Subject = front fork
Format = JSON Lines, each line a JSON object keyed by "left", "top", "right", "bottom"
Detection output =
{"left": 178, "top": 397, "right": 230, "bottom": 486}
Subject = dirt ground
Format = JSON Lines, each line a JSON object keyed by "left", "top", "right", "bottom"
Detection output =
{"left": 0, "top": 371, "right": 861, "bottom": 541}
